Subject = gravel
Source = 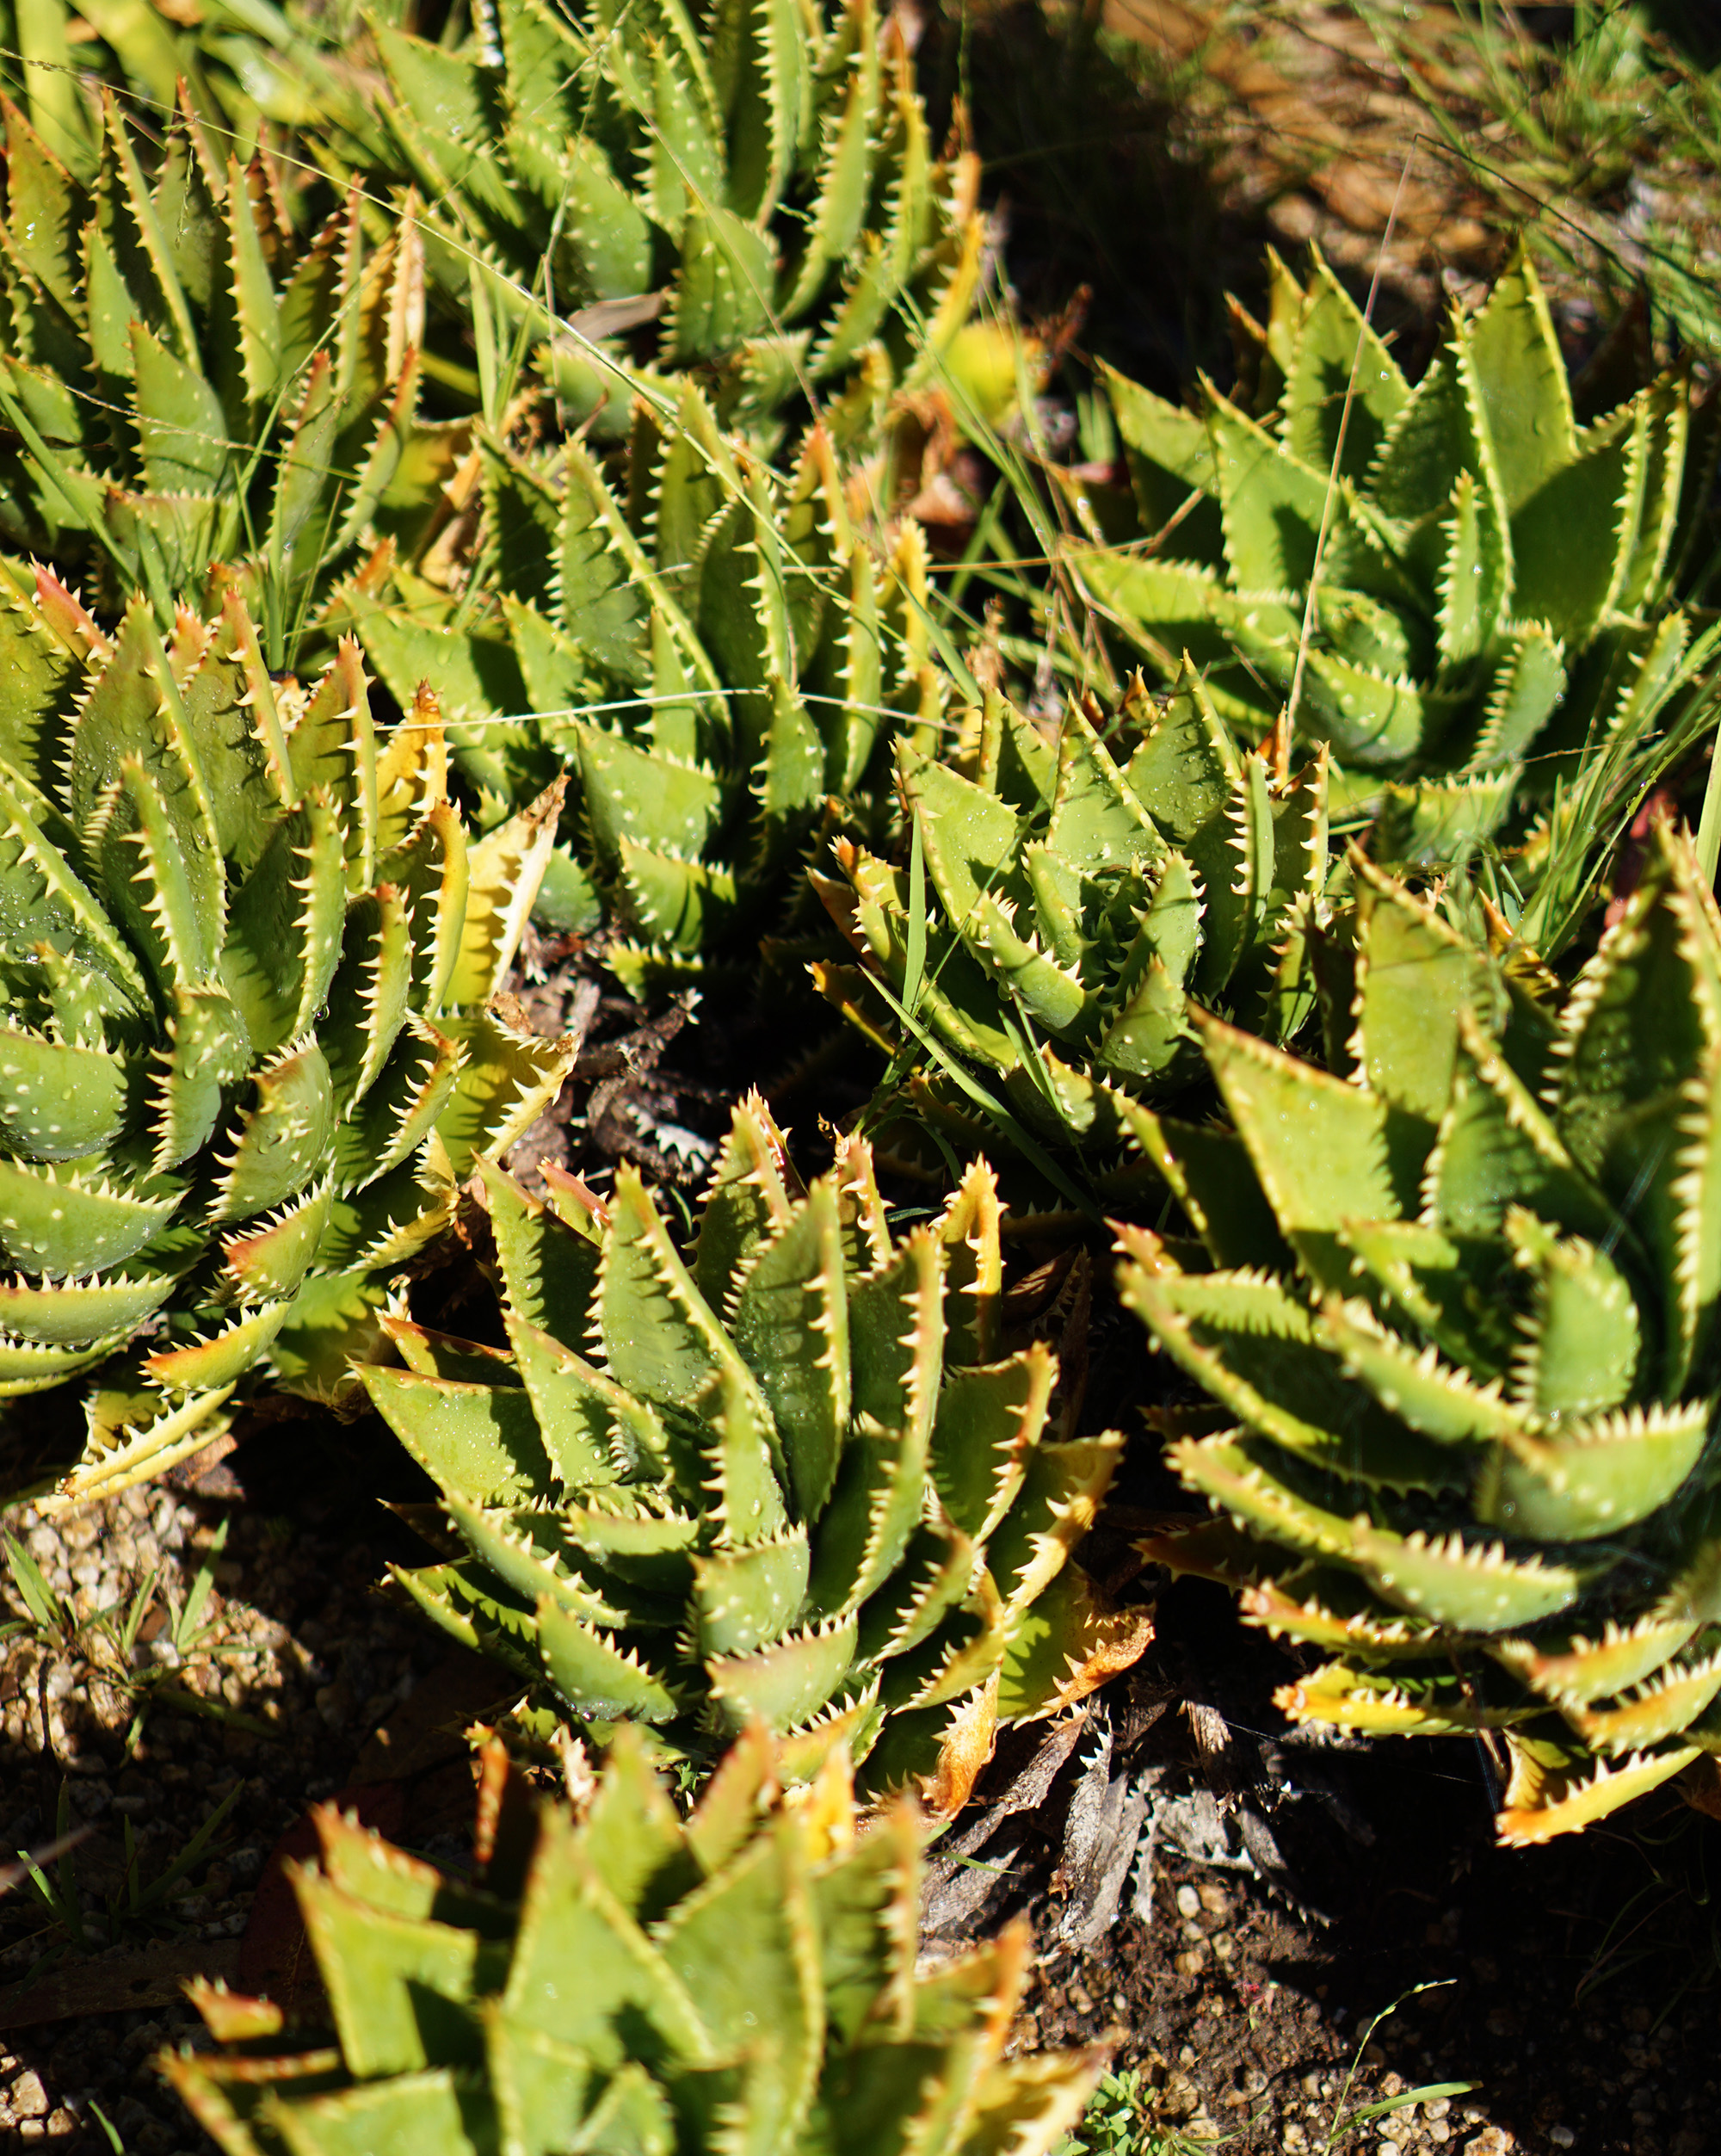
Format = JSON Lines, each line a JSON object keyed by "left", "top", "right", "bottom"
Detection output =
{"left": 0, "top": 1478, "right": 453, "bottom": 2153}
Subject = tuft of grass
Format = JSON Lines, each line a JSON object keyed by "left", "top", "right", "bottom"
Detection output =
{"left": 2, "top": 1519, "right": 271, "bottom": 1758}
{"left": 1361, "top": 0, "right": 1721, "bottom": 355}
{"left": 1056, "top": 2067, "right": 1240, "bottom": 2156}
{"left": 1570, "top": 1794, "right": 1721, "bottom": 2026}
{"left": 0, "top": 1518, "right": 271, "bottom": 1975}
{"left": 8, "top": 1781, "right": 244, "bottom": 1986}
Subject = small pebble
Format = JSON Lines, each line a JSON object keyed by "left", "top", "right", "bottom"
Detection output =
{"left": 9, "top": 2069, "right": 47, "bottom": 2118}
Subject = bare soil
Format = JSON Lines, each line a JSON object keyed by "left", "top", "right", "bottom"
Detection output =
{"left": 998, "top": 1578, "right": 1721, "bottom": 2156}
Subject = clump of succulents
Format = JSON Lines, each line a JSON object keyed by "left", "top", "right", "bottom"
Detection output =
{"left": 0, "top": 88, "right": 454, "bottom": 622}
{"left": 811, "top": 667, "right": 1329, "bottom": 1153}
{"left": 361, "top": 1093, "right": 1138, "bottom": 1800}
{"left": 32, "top": 0, "right": 1017, "bottom": 986}
{"left": 1119, "top": 825, "right": 1721, "bottom": 1841}
{"left": 164, "top": 1727, "right": 1107, "bottom": 2156}
{"left": 0, "top": 565, "right": 572, "bottom": 1502}
{"left": 1070, "top": 240, "right": 1719, "bottom": 939}
{"left": 336, "top": 393, "right": 942, "bottom": 981}
{"left": 2, "top": 0, "right": 343, "bottom": 160}
{"left": 298, "top": 0, "right": 986, "bottom": 454}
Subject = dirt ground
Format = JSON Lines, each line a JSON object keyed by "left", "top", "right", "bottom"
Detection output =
{"left": 0, "top": 1480, "right": 460, "bottom": 2151}
{"left": 1007, "top": 1578, "right": 1721, "bottom": 2156}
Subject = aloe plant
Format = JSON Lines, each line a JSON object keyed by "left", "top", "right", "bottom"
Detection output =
{"left": 27, "top": 0, "right": 1002, "bottom": 977}
{"left": 334, "top": 392, "right": 942, "bottom": 979}
{"left": 78, "top": 0, "right": 989, "bottom": 454}
{"left": 0, "top": 565, "right": 572, "bottom": 1503}
{"left": 1119, "top": 826, "right": 1721, "bottom": 1842}
{"left": 164, "top": 1727, "right": 1105, "bottom": 2156}
{"left": 361, "top": 1094, "right": 1137, "bottom": 1798}
{"left": 0, "top": 88, "right": 455, "bottom": 642}
{"left": 811, "top": 668, "right": 1329, "bottom": 1155}
{"left": 0, "top": 0, "right": 336, "bottom": 159}
{"left": 266, "top": 0, "right": 985, "bottom": 455}
{"left": 1068, "top": 241, "right": 1720, "bottom": 947}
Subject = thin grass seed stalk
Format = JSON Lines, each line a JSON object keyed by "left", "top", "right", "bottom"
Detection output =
{"left": 0, "top": 566, "right": 572, "bottom": 1501}
{"left": 361, "top": 1093, "right": 1141, "bottom": 1800}
{"left": 335, "top": 389, "right": 944, "bottom": 981}
{"left": 811, "top": 670, "right": 1329, "bottom": 1157}
{"left": 1119, "top": 826, "right": 1721, "bottom": 1842}
{"left": 0, "top": 88, "right": 457, "bottom": 636}
{"left": 1068, "top": 239, "right": 1721, "bottom": 942}
{"left": 163, "top": 1727, "right": 1107, "bottom": 2156}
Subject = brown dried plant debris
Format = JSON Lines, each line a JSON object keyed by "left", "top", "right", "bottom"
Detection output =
{"left": 1092, "top": 0, "right": 1721, "bottom": 338}
{"left": 497, "top": 929, "right": 874, "bottom": 1200}
{"left": 1098, "top": 0, "right": 1495, "bottom": 295}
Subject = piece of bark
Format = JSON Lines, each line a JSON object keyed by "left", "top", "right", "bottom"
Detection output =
{"left": 348, "top": 1645, "right": 512, "bottom": 1787}
{"left": 0, "top": 1939, "right": 240, "bottom": 2028}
